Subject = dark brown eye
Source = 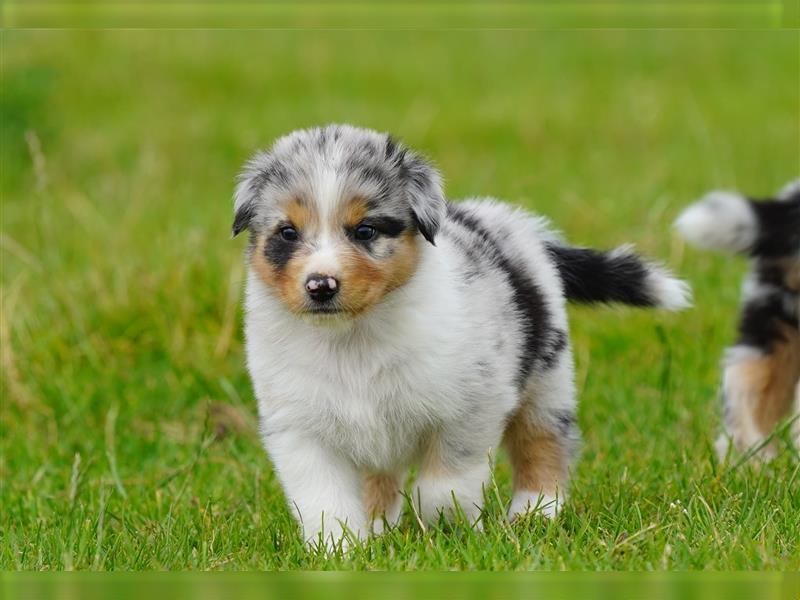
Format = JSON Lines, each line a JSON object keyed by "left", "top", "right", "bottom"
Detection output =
{"left": 280, "top": 226, "right": 299, "bottom": 241}
{"left": 354, "top": 224, "right": 376, "bottom": 241}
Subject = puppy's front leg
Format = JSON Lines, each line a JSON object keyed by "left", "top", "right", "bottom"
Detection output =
{"left": 266, "top": 429, "right": 365, "bottom": 548}
{"left": 413, "top": 433, "right": 496, "bottom": 527}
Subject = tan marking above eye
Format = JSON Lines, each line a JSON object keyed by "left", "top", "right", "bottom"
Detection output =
{"left": 339, "top": 196, "right": 371, "bottom": 229}
{"left": 283, "top": 198, "right": 318, "bottom": 233}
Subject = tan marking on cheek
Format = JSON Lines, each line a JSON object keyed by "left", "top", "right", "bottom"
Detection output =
{"left": 385, "top": 232, "right": 421, "bottom": 292}
{"left": 731, "top": 324, "right": 800, "bottom": 436}
{"left": 250, "top": 235, "right": 310, "bottom": 314}
{"left": 337, "top": 233, "right": 421, "bottom": 316}
{"left": 503, "top": 411, "right": 568, "bottom": 496}
{"left": 250, "top": 236, "right": 274, "bottom": 285}
{"left": 364, "top": 473, "right": 401, "bottom": 520}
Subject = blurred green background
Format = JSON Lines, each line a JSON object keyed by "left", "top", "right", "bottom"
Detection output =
{"left": 1, "top": 15, "right": 799, "bottom": 570}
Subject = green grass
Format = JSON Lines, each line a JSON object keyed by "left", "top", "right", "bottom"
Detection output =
{"left": 1, "top": 27, "right": 799, "bottom": 570}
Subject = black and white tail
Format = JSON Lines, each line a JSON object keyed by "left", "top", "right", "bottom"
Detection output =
{"left": 674, "top": 179, "right": 800, "bottom": 258}
{"left": 546, "top": 243, "right": 692, "bottom": 310}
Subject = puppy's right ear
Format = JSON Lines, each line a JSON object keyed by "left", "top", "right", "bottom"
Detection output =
{"left": 231, "top": 177, "right": 256, "bottom": 238}
{"left": 231, "top": 151, "right": 290, "bottom": 238}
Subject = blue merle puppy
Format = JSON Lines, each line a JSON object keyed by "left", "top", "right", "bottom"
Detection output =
{"left": 232, "top": 124, "right": 691, "bottom": 548}
{"left": 676, "top": 179, "right": 800, "bottom": 460}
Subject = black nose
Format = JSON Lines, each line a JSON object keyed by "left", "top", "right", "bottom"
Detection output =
{"left": 305, "top": 274, "right": 339, "bottom": 302}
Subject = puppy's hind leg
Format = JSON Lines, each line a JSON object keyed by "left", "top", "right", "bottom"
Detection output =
{"left": 504, "top": 349, "right": 579, "bottom": 521}
{"left": 719, "top": 328, "right": 800, "bottom": 461}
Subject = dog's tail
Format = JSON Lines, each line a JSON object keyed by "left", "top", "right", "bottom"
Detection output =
{"left": 546, "top": 243, "right": 692, "bottom": 310}
{"left": 674, "top": 179, "right": 800, "bottom": 258}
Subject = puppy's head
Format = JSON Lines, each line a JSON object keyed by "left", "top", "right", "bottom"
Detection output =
{"left": 233, "top": 124, "right": 446, "bottom": 320}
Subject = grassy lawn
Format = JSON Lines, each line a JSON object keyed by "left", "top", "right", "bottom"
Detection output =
{"left": 1, "top": 27, "right": 798, "bottom": 570}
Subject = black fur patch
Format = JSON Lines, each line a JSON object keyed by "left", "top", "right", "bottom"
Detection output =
{"left": 539, "top": 330, "right": 568, "bottom": 370}
{"left": 736, "top": 259, "right": 799, "bottom": 352}
{"left": 446, "top": 203, "right": 553, "bottom": 387}
{"left": 411, "top": 211, "right": 438, "bottom": 245}
{"left": 232, "top": 202, "right": 256, "bottom": 237}
{"left": 264, "top": 232, "right": 298, "bottom": 271}
{"left": 750, "top": 197, "right": 800, "bottom": 257}
{"left": 364, "top": 216, "right": 408, "bottom": 237}
{"left": 346, "top": 217, "right": 408, "bottom": 256}
{"left": 546, "top": 244, "right": 655, "bottom": 306}
{"left": 736, "top": 300, "right": 796, "bottom": 351}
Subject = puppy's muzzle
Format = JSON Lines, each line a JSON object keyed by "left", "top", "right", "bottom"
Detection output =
{"left": 305, "top": 273, "right": 339, "bottom": 303}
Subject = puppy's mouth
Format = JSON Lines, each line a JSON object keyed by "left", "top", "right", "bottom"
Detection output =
{"left": 297, "top": 303, "right": 355, "bottom": 326}
{"left": 304, "top": 306, "right": 344, "bottom": 315}
{"left": 300, "top": 300, "right": 349, "bottom": 317}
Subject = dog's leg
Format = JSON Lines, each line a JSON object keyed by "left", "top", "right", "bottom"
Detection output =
{"left": 364, "top": 472, "right": 404, "bottom": 534}
{"left": 413, "top": 420, "right": 507, "bottom": 527}
{"left": 719, "top": 328, "right": 800, "bottom": 460}
{"left": 266, "top": 429, "right": 365, "bottom": 548}
{"left": 718, "top": 346, "right": 773, "bottom": 459}
{"left": 505, "top": 351, "right": 579, "bottom": 521}
{"left": 413, "top": 452, "right": 490, "bottom": 527}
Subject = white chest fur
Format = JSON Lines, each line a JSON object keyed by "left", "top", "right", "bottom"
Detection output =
{"left": 243, "top": 248, "right": 503, "bottom": 471}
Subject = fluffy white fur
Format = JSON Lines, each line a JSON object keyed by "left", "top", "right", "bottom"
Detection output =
{"left": 674, "top": 190, "right": 757, "bottom": 254}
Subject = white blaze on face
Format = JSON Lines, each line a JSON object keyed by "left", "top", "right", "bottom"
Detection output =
{"left": 312, "top": 165, "right": 343, "bottom": 224}
{"left": 303, "top": 166, "right": 346, "bottom": 280}
{"left": 304, "top": 231, "right": 342, "bottom": 280}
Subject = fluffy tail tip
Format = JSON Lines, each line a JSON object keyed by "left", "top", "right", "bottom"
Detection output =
{"left": 645, "top": 266, "right": 693, "bottom": 311}
{"left": 673, "top": 190, "right": 756, "bottom": 254}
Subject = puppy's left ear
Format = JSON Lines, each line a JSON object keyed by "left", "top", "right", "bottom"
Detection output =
{"left": 401, "top": 151, "right": 446, "bottom": 245}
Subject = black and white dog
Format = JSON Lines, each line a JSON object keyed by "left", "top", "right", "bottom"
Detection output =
{"left": 676, "top": 180, "right": 800, "bottom": 460}
{"left": 232, "top": 124, "right": 691, "bottom": 547}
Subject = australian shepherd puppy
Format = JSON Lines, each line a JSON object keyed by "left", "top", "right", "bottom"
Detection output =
{"left": 675, "top": 180, "right": 800, "bottom": 461}
{"left": 232, "top": 124, "right": 691, "bottom": 548}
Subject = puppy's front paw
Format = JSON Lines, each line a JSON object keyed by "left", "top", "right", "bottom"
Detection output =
{"left": 508, "top": 491, "right": 561, "bottom": 522}
{"left": 414, "top": 477, "right": 484, "bottom": 526}
{"left": 370, "top": 504, "right": 403, "bottom": 535}
{"left": 305, "top": 519, "right": 365, "bottom": 553}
